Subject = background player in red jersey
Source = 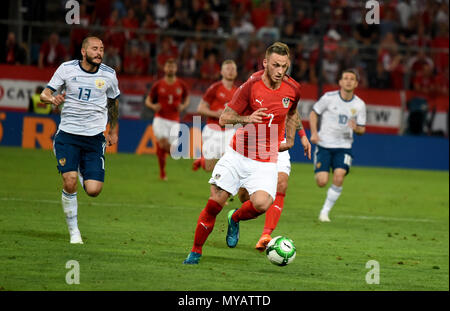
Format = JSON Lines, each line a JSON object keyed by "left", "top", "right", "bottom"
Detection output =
{"left": 193, "top": 59, "right": 238, "bottom": 172}
{"left": 184, "top": 42, "right": 303, "bottom": 264}
{"left": 145, "top": 58, "right": 190, "bottom": 180}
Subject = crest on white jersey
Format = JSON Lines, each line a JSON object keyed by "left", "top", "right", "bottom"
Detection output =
{"left": 95, "top": 78, "right": 105, "bottom": 89}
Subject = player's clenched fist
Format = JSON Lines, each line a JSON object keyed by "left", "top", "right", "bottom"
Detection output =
{"left": 51, "top": 92, "right": 66, "bottom": 106}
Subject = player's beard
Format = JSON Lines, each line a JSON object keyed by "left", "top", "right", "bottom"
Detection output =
{"left": 86, "top": 54, "right": 102, "bottom": 68}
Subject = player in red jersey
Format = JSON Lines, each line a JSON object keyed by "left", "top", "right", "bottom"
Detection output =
{"left": 184, "top": 42, "right": 303, "bottom": 264}
{"left": 145, "top": 58, "right": 190, "bottom": 180}
{"left": 193, "top": 59, "right": 238, "bottom": 172}
{"left": 238, "top": 124, "right": 311, "bottom": 251}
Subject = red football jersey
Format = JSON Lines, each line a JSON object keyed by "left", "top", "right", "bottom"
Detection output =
{"left": 228, "top": 70, "right": 301, "bottom": 163}
{"left": 202, "top": 81, "right": 238, "bottom": 131}
{"left": 149, "top": 78, "right": 188, "bottom": 122}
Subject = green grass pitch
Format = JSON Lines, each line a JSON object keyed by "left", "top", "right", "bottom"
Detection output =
{"left": 0, "top": 146, "right": 448, "bottom": 291}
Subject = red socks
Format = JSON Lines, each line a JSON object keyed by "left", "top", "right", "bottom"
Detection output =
{"left": 156, "top": 143, "right": 167, "bottom": 179}
{"left": 192, "top": 156, "right": 205, "bottom": 171}
{"left": 232, "top": 200, "right": 264, "bottom": 222}
{"left": 192, "top": 199, "right": 223, "bottom": 254}
{"left": 262, "top": 192, "right": 285, "bottom": 235}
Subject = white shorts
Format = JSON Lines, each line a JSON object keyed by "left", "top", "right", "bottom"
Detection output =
{"left": 202, "top": 125, "right": 236, "bottom": 160}
{"left": 152, "top": 117, "right": 180, "bottom": 145}
{"left": 277, "top": 150, "right": 291, "bottom": 176}
{"left": 209, "top": 146, "right": 278, "bottom": 200}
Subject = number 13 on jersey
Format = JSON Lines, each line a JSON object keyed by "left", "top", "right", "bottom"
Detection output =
{"left": 78, "top": 88, "right": 91, "bottom": 101}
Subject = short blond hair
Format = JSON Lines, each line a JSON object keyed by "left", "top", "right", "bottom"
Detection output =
{"left": 265, "top": 42, "right": 290, "bottom": 58}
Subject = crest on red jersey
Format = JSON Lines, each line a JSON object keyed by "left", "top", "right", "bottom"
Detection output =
{"left": 282, "top": 97, "right": 290, "bottom": 108}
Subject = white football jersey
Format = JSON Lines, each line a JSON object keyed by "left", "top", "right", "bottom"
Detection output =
{"left": 312, "top": 90, "right": 366, "bottom": 149}
{"left": 47, "top": 60, "right": 120, "bottom": 136}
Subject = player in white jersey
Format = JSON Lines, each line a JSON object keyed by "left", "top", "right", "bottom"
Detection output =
{"left": 309, "top": 68, "right": 366, "bottom": 222}
{"left": 40, "top": 37, "right": 120, "bottom": 243}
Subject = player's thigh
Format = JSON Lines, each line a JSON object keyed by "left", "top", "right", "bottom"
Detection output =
{"left": 314, "top": 146, "right": 331, "bottom": 187}
{"left": 208, "top": 150, "right": 241, "bottom": 198}
{"left": 79, "top": 133, "right": 106, "bottom": 184}
{"left": 243, "top": 161, "right": 277, "bottom": 206}
{"left": 314, "top": 145, "right": 332, "bottom": 174}
{"left": 53, "top": 130, "right": 82, "bottom": 175}
{"left": 331, "top": 149, "right": 352, "bottom": 176}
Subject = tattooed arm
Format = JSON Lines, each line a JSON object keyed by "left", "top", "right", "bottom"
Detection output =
{"left": 106, "top": 98, "right": 119, "bottom": 146}
{"left": 279, "top": 110, "right": 311, "bottom": 159}
{"left": 219, "top": 105, "right": 268, "bottom": 127}
{"left": 279, "top": 109, "right": 299, "bottom": 152}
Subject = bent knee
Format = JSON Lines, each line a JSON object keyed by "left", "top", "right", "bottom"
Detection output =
{"left": 84, "top": 181, "right": 103, "bottom": 197}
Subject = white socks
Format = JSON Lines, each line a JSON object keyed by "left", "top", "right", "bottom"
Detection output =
{"left": 62, "top": 190, "right": 79, "bottom": 234}
{"left": 321, "top": 184, "right": 343, "bottom": 215}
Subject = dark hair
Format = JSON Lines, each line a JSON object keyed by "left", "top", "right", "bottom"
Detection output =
{"left": 340, "top": 68, "right": 360, "bottom": 81}
{"left": 265, "top": 42, "right": 290, "bottom": 58}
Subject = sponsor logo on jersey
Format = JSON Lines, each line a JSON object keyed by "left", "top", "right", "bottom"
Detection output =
{"left": 95, "top": 78, "right": 105, "bottom": 89}
{"left": 282, "top": 97, "right": 290, "bottom": 108}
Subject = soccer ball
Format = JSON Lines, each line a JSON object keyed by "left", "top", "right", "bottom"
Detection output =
{"left": 266, "top": 236, "right": 296, "bottom": 266}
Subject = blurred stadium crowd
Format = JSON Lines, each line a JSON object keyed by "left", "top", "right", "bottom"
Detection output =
{"left": 1, "top": 0, "right": 449, "bottom": 96}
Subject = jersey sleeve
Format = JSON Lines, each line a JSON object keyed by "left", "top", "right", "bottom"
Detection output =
{"left": 47, "top": 64, "right": 65, "bottom": 92}
{"left": 312, "top": 94, "right": 329, "bottom": 115}
{"left": 227, "top": 80, "right": 252, "bottom": 114}
{"left": 356, "top": 102, "right": 367, "bottom": 126}
{"left": 106, "top": 72, "right": 121, "bottom": 99}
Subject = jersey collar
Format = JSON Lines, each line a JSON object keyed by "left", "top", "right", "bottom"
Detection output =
{"left": 78, "top": 60, "right": 100, "bottom": 74}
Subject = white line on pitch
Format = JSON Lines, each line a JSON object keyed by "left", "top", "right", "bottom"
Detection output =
{"left": 335, "top": 215, "right": 438, "bottom": 223}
